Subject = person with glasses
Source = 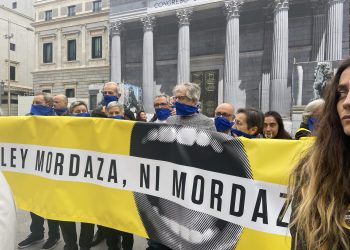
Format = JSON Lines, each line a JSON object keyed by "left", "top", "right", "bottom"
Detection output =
{"left": 232, "top": 108, "right": 264, "bottom": 139}
{"left": 95, "top": 82, "right": 135, "bottom": 120}
{"left": 214, "top": 103, "right": 235, "bottom": 134}
{"left": 149, "top": 95, "right": 174, "bottom": 123}
{"left": 166, "top": 83, "right": 215, "bottom": 131}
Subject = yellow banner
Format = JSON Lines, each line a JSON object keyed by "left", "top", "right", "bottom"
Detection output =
{"left": 0, "top": 116, "right": 313, "bottom": 250}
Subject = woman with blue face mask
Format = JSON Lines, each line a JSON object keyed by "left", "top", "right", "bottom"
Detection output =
{"left": 106, "top": 101, "right": 125, "bottom": 120}
{"left": 166, "top": 83, "right": 216, "bottom": 131}
{"left": 69, "top": 101, "right": 90, "bottom": 117}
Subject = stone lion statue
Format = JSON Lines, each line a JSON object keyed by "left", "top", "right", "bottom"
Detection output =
{"left": 313, "top": 63, "right": 332, "bottom": 100}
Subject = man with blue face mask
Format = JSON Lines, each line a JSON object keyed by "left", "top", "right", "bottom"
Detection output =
{"left": 95, "top": 82, "right": 135, "bottom": 120}
{"left": 166, "top": 83, "right": 215, "bottom": 131}
{"left": 27, "top": 92, "right": 55, "bottom": 116}
{"left": 53, "top": 94, "right": 68, "bottom": 116}
{"left": 19, "top": 93, "right": 61, "bottom": 249}
{"left": 150, "top": 95, "right": 173, "bottom": 123}
{"left": 214, "top": 103, "right": 235, "bottom": 134}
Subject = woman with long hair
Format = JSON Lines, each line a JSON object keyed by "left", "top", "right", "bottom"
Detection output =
{"left": 289, "top": 58, "right": 350, "bottom": 250}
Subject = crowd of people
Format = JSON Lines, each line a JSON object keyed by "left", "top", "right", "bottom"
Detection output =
{"left": 2, "top": 48, "right": 350, "bottom": 249}
{"left": 12, "top": 77, "right": 327, "bottom": 250}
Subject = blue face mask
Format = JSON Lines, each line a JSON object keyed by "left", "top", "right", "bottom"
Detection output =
{"left": 231, "top": 128, "right": 256, "bottom": 139}
{"left": 175, "top": 102, "right": 198, "bottom": 116}
{"left": 103, "top": 95, "right": 119, "bottom": 106}
{"left": 54, "top": 108, "right": 68, "bottom": 116}
{"left": 30, "top": 104, "right": 53, "bottom": 116}
{"left": 307, "top": 117, "right": 316, "bottom": 132}
{"left": 72, "top": 112, "right": 90, "bottom": 117}
{"left": 155, "top": 108, "right": 171, "bottom": 121}
{"left": 215, "top": 116, "right": 234, "bottom": 133}
{"left": 111, "top": 115, "right": 124, "bottom": 120}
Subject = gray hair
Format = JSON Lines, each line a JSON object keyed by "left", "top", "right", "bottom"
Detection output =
{"left": 69, "top": 100, "right": 88, "bottom": 114}
{"left": 154, "top": 94, "right": 171, "bottom": 104}
{"left": 303, "top": 98, "right": 325, "bottom": 120}
{"left": 35, "top": 92, "right": 53, "bottom": 107}
{"left": 173, "top": 82, "right": 201, "bottom": 103}
{"left": 106, "top": 101, "right": 124, "bottom": 113}
{"left": 103, "top": 82, "right": 121, "bottom": 96}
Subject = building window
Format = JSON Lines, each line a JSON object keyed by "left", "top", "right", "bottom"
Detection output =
{"left": 10, "top": 43, "right": 15, "bottom": 51}
{"left": 43, "top": 43, "right": 53, "bottom": 63}
{"left": 12, "top": 2, "right": 17, "bottom": 9}
{"left": 91, "top": 36, "right": 102, "bottom": 59}
{"left": 67, "top": 40, "right": 76, "bottom": 61}
{"left": 45, "top": 10, "right": 52, "bottom": 21}
{"left": 89, "top": 94, "right": 97, "bottom": 110}
{"left": 65, "top": 88, "right": 75, "bottom": 98}
{"left": 68, "top": 5, "right": 76, "bottom": 16}
{"left": 42, "top": 89, "right": 51, "bottom": 93}
{"left": 10, "top": 66, "right": 16, "bottom": 81}
{"left": 93, "top": 0, "right": 102, "bottom": 12}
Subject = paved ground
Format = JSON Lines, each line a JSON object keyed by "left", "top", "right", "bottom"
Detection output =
{"left": 16, "top": 209, "right": 148, "bottom": 250}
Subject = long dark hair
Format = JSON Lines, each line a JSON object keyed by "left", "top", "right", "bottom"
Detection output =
{"left": 289, "top": 58, "right": 350, "bottom": 249}
{"left": 264, "top": 111, "right": 292, "bottom": 139}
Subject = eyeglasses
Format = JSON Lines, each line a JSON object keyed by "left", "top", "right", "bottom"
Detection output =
{"left": 215, "top": 112, "right": 233, "bottom": 118}
{"left": 101, "top": 91, "right": 115, "bottom": 95}
{"left": 173, "top": 96, "right": 189, "bottom": 101}
{"left": 154, "top": 102, "right": 168, "bottom": 108}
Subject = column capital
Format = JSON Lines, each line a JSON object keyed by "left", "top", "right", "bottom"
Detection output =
{"left": 224, "top": 0, "right": 243, "bottom": 19}
{"left": 141, "top": 15, "right": 156, "bottom": 32}
{"left": 311, "top": 0, "right": 327, "bottom": 15}
{"left": 176, "top": 8, "right": 193, "bottom": 26}
{"left": 273, "top": 0, "right": 290, "bottom": 12}
{"left": 110, "top": 20, "right": 122, "bottom": 36}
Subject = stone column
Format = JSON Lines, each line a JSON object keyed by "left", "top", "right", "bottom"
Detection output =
{"left": 311, "top": 0, "right": 327, "bottom": 61}
{"left": 223, "top": 0, "right": 244, "bottom": 108}
{"left": 176, "top": 8, "right": 193, "bottom": 84}
{"left": 35, "top": 32, "right": 39, "bottom": 70}
{"left": 110, "top": 20, "right": 122, "bottom": 83}
{"left": 326, "top": 0, "right": 345, "bottom": 61}
{"left": 270, "top": 0, "right": 289, "bottom": 118}
{"left": 260, "top": 7, "right": 273, "bottom": 112}
{"left": 141, "top": 15, "right": 155, "bottom": 113}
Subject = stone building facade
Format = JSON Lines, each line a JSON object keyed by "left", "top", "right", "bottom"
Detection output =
{"left": 0, "top": 1, "right": 35, "bottom": 115}
{"left": 32, "top": 0, "right": 110, "bottom": 110}
{"left": 110, "top": 0, "right": 349, "bottom": 117}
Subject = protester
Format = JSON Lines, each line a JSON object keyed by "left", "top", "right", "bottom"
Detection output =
{"left": 288, "top": 58, "right": 350, "bottom": 249}
{"left": 96, "top": 82, "right": 135, "bottom": 120}
{"left": 69, "top": 101, "right": 90, "bottom": 117}
{"left": 27, "top": 92, "right": 55, "bottom": 116}
{"left": 106, "top": 101, "right": 125, "bottom": 119}
{"left": 214, "top": 103, "right": 235, "bottom": 134}
{"left": 263, "top": 111, "right": 292, "bottom": 139}
{"left": 103, "top": 102, "right": 135, "bottom": 250}
{"left": 59, "top": 100, "right": 94, "bottom": 250}
{"left": 294, "top": 98, "right": 325, "bottom": 139}
{"left": 0, "top": 171, "right": 16, "bottom": 250}
{"left": 53, "top": 94, "right": 68, "bottom": 116}
{"left": 232, "top": 108, "right": 264, "bottom": 138}
{"left": 136, "top": 110, "right": 147, "bottom": 122}
{"left": 150, "top": 95, "right": 173, "bottom": 123}
{"left": 19, "top": 93, "right": 61, "bottom": 249}
{"left": 166, "top": 82, "right": 215, "bottom": 131}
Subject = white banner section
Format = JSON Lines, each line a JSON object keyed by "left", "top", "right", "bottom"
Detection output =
{"left": 0, "top": 143, "right": 291, "bottom": 236}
